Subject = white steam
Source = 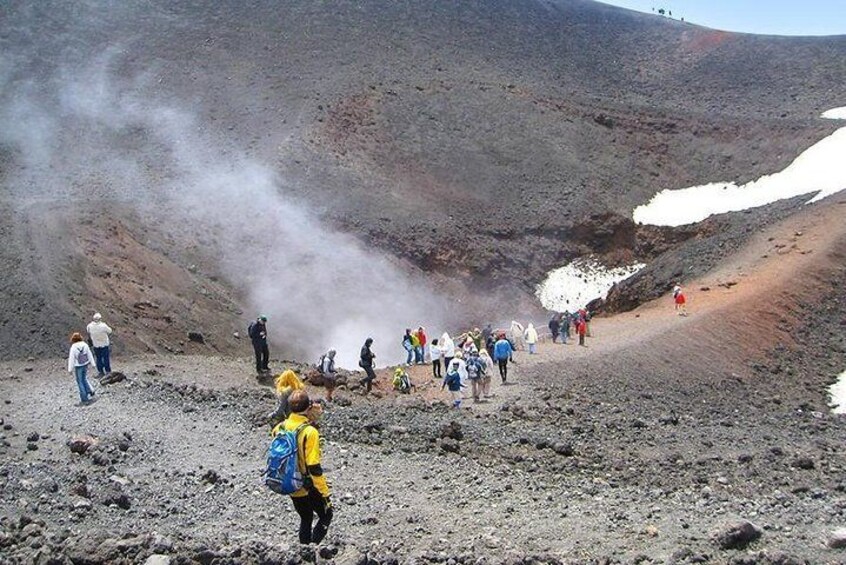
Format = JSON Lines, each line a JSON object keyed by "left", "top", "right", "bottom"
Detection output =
{"left": 1, "top": 58, "right": 449, "bottom": 368}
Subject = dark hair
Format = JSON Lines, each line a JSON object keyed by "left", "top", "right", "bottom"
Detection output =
{"left": 432, "top": 338, "right": 439, "bottom": 345}
{"left": 365, "top": 337, "right": 373, "bottom": 346}
{"left": 289, "top": 390, "right": 310, "bottom": 413}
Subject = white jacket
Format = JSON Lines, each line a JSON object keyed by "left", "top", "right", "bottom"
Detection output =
{"left": 86, "top": 321, "right": 113, "bottom": 348}
{"left": 524, "top": 324, "right": 538, "bottom": 344}
{"left": 441, "top": 333, "right": 456, "bottom": 357}
{"left": 68, "top": 342, "right": 95, "bottom": 372}
{"left": 430, "top": 344, "right": 442, "bottom": 362}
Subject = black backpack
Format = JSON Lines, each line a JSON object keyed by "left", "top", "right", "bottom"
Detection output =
{"left": 316, "top": 354, "right": 326, "bottom": 374}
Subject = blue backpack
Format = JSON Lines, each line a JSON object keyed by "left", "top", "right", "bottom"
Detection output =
{"left": 263, "top": 423, "right": 310, "bottom": 495}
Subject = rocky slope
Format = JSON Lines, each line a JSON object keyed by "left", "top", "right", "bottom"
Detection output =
{"left": 1, "top": 0, "right": 845, "bottom": 358}
{"left": 1, "top": 199, "right": 845, "bottom": 564}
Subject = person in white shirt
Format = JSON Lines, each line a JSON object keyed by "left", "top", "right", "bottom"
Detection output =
{"left": 86, "top": 312, "right": 113, "bottom": 376}
{"left": 430, "top": 338, "right": 443, "bottom": 379}
{"left": 67, "top": 332, "right": 96, "bottom": 404}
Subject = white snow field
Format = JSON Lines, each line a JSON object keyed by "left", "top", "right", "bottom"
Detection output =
{"left": 536, "top": 257, "right": 645, "bottom": 311}
{"left": 632, "top": 107, "right": 846, "bottom": 226}
{"left": 829, "top": 370, "right": 846, "bottom": 414}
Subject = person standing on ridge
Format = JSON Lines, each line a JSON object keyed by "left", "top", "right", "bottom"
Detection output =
{"left": 493, "top": 333, "right": 513, "bottom": 384}
{"left": 249, "top": 315, "right": 270, "bottom": 375}
{"left": 86, "top": 312, "right": 113, "bottom": 377}
{"left": 273, "top": 390, "right": 333, "bottom": 545}
{"left": 359, "top": 337, "right": 377, "bottom": 394}
{"left": 67, "top": 332, "right": 96, "bottom": 404}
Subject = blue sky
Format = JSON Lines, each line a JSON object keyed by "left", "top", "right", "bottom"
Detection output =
{"left": 596, "top": 1, "right": 846, "bottom": 36}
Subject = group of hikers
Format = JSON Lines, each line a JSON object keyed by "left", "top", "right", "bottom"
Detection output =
{"left": 66, "top": 313, "right": 114, "bottom": 404}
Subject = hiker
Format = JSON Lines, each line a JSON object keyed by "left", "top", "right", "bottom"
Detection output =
{"left": 67, "top": 332, "right": 96, "bottom": 404}
{"left": 582, "top": 309, "right": 593, "bottom": 337}
{"left": 268, "top": 369, "right": 305, "bottom": 425}
{"left": 493, "top": 334, "right": 513, "bottom": 383}
{"left": 392, "top": 367, "right": 412, "bottom": 393}
{"left": 461, "top": 335, "right": 476, "bottom": 356}
{"left": 452, "top": 351, "right": 468, "bottom": 385}
{"left": 675, "top": 289, "right": 688, "bottom": 316}
{"left": 576, "top": 317, "right": 587, "bottom": 346}
{"left": 273, "top": 390, "right": 332, "bottom": 545}
{"left": 469, "top": 327, "right": 483, "bottom": 351}
{"left": 479, "top": 349, "right": 494, "bottom": 398}
{"left": 248, "top": 316, "right": 270, "bottom": 375}
{"left": 485, "top": 333, "right": 495, "bottom": 359}
{"left": 359, "top": 338, "right": 377, "bottom": 393}
{"left": 563, "top": 311, "right": 573, "bottom": 339}
{"left": 524, "top": 323, "right": 539, "bottom": 354}
{"left": 86, "top": 312, "right": 113, "bottom": 376}
{"left": 481, "top": 324, "right": 493, "bottom": 346}
{"left": 548, "top": 314, "right": 561, "bottom": 344}
{"left": 441, "top": 359, "right": 464, "bottom": 408}
{"left": 414, "top": 327, "right": 427, "bottom": 364}
{"left": 509, "top": 321, "right": 525, "bottom": 351}
{"left": 466, "top": 348, "right": 484, "bottom": 402}
{"left": 441, "top": 332, "right": 456, "bottom": 370}
{"left": 430, "top": 338, "right": 443, "bottom": 379}
{"left": 402, "top": 329, "right": 414, "bottom": 366}
{"left": 317, "top": 349, "right": 338, "bottom": 402}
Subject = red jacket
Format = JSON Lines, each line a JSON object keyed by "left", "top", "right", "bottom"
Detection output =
{"left": 576, "top": 320, "right": 587, "bottom": 335}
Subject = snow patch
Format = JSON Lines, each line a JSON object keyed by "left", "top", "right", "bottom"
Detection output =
{"left": 822, "top": 107, "right": 846, "bottom": 120}
{"left": 632, "top": 107, "right": 846, "bottom": 227}
{"left": 829, "top": 370, "right": 846, "bottom": 414}
{"left": 536, "top": 258, "right": 645, "bottom": 311}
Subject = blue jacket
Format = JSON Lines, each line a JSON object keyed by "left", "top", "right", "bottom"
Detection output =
{"left": 443, "top": 370, "right": 462, "bottom": 391}
{"left": 494, "top": 339, "right": 513, "bottom": 361}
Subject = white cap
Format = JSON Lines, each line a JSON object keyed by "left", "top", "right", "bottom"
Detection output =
{"left": 93, "top": 313, "right": 102, "bottom": 321}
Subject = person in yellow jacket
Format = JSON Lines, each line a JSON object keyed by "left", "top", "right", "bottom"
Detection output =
{"left": 267, "top": 369, "right": 305, "bottom": 425}
{"left": 272, "top": 390, "right": 332, "bottom": 544}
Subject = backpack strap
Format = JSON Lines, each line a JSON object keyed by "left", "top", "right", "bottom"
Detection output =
{"left": 294, "top": 422, "right": 313, "bottom": 477}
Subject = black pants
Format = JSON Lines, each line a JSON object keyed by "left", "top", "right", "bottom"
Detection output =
{"left": 253, "top": 342, "right": 269, "bottom": 372}
{"left": 291, "top": 490, "right": 332, "bottom": 544}
{"left": 432, "top": 359, "right": 441, "bottom": 379}
{"left": 497, "top": 359, "right": 508, "bottom": 382}
{"left": 579, "top": 334, "right": 585, "bottom": 346}
{"left": 360, "top": 365, "right": 376, "bottom": 392}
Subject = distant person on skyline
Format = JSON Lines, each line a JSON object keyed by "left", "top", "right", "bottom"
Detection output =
{"left": 248, "top": 315, "right": 270, "bottom": 375}
{"left": 86, "top": 312, "right": 113, "bottom": 377}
